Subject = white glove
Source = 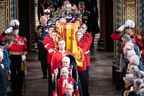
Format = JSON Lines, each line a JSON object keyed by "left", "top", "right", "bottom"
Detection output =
{"left": 54, "top": 68, "right": 58, "bottom": 78}
{"left": 22, "top": 55, "right": 26, "bottom": 61}
{"left": 5, "top": 27, "right": 13, "bottom": 34}
{"left": 1, "top": 64, "right": 4, "bottom": 69}
{"left": 52, "top": 74, "right": 54, "bottom": 81}
{"left": 85, "top": 50, "right": 90, "bottom": 54}
{"left": 48, "top": 48, "right": 54, "bottom": 53}
{"left": 44, "top": 43, "right": 49, "bottom": 48}
{"left": 63, "top": 79, "right": 68, "bottom": 87}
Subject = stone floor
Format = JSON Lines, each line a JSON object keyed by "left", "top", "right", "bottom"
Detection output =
{"left": 24, "top": 60, "right": 48, "bottom": 96}
{"left": 89, "top": 51, "right": 115, "bottom": 96}
{"left": 23, "top": 50, "right": 121, "bottom": 96}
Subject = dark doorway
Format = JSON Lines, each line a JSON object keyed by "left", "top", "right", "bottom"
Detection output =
{"left": 100, "top": 0, "right": 113, "bottom": 51}
{"left": 18, "top": 0, "right": 29, "bottom": 37}
{"left": 18, "top": 0, "right": 35, "bottom": 51}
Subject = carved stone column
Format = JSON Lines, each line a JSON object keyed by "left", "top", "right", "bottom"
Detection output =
{"left": 138, "top": 0, "right": 144, "bottom": 32}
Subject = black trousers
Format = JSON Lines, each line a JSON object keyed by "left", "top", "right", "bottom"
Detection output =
{"left": 38, "top": 46, "right": 48, "bottom": 78}
{"left": 48, "top": 63, "right": 52, "bottom": 96}
{"left": 0, "top": 65, "right": 7, "bottom": 96}
{"left": 78, "top": 69, "right": 89, "bottom": 96}
{"left": 10, "top": 55, "right": 25, "bottom": 96}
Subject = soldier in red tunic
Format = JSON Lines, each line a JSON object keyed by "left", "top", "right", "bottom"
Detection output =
{"left": 43, "top": 26, "right": 60, "bottom": 96}
{"left": 7, "top": 19, "right": 27, "bottom": 96}
{"left": 51, "top": 40, "right": 71, "bottom": 76}
{"left": 78, "top": 24, "right": 92, "bottom": 71}
{"left": 77, "top": 23, "right": 92, "bottom": 96}
{"left": 43, "top": 26, "right": 56, "bottom": 67}
{"left": 49, "top": 40, "right": 73, "bottom": 96}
